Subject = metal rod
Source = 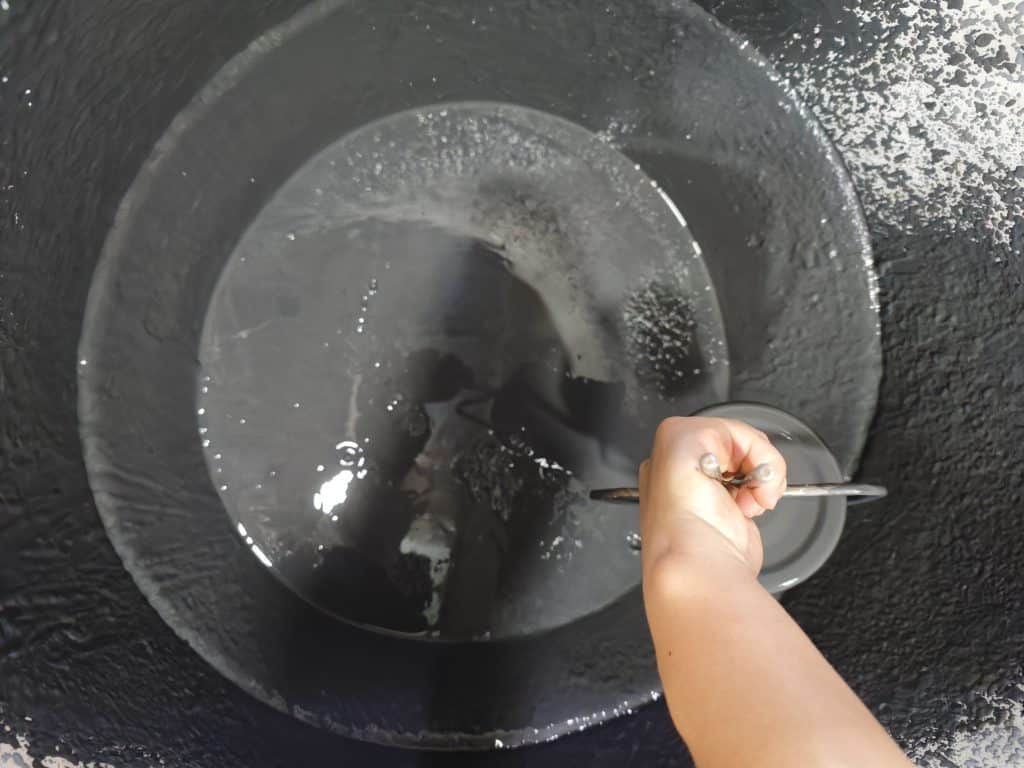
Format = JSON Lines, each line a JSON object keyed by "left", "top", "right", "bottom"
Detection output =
{"left": 589, "top": 482, "right": 887, "bottom": 504}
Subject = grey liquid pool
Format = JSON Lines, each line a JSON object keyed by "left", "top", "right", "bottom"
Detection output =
{"left": 197, "top": 102, "right": 728, "bottom": 637}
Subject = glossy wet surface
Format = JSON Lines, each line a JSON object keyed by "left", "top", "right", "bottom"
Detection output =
{"left": 198, "top": 103, "right": 725, "bottom": 637}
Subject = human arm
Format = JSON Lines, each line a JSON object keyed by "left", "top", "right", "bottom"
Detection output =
{"left": 640, "top": 417, "right": 913, "bottom": 768}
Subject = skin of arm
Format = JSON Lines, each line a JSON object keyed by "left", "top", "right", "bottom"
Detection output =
{"left": 639, "top": 417, "right": 913, "bottom": 768}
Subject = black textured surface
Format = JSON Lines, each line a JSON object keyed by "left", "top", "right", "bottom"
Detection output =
{"left": 1, "top": 1, "right": 1022, "bottom": 767}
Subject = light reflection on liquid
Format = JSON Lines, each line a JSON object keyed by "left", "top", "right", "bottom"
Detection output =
{"left": 235, "top": 521, "right": 273, "bottom": 567}
{"left": 313, "top": 440, "right": 368, "bottom": 521}
{"left": 194, "top": 102, "right": 731, "bottom": 638}
{"left": 314, "top": 469, "right": 355, "bottom": 516}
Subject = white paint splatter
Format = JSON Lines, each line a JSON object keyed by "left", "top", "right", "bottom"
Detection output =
{"left": 0, "top": 734, "right": 118, "bottom": 768}
{"left": 777, "top": 0, "right": 1024, "bottom": 256}
{"left": 909, "top": 687, "right": 1024, "bottom": 767}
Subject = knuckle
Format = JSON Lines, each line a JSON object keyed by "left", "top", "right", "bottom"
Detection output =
{"left": 776, "top": 453, "right": 788, "bottom": 476}
{"left": 652, "top": 416, "right": 687, "bottom": 445}
{"left": 692, "top": 426, "right": 721, "bottom": 449}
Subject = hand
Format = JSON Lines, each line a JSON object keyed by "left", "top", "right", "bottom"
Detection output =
{"left": 639, "top": 418, "right": 914, "bottom": 768}
{"left": 638, "top": 417, "right": 787, "bottom": 578}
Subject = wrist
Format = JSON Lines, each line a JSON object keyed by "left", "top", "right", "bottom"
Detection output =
{"left": 643, "top": 515, "right": 759, "bottom": 578}
{"left": 643, "top": 544, "right": 761, "bottom": 608}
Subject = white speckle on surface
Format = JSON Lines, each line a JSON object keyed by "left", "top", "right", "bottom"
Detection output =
{"left": 911, "top": 687, "right": 1024, "bottom": 767}
{"left": 0, "top": 734, "right": 117, "bottom": 768}
{"left": 777, "top": 0, "right": 1024, "bottom": 256}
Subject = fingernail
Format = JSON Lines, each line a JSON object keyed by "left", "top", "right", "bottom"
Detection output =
{"left": 699, "top": 453, "right": 723, "bottom": 479}
{"left": 753, "top": 463, "right": 775, "bottom": 483}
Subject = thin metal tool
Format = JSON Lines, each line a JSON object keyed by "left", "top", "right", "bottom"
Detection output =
{"left": 589, "top": 453, "right": 887, "bottom": 504}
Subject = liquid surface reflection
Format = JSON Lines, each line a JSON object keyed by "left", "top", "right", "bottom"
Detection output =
{"left": 197, "top": 103, "right": 728, "bottom": 638}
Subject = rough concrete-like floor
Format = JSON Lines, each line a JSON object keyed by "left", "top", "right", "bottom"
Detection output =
{"left": 2, "top": 1, "right": 1022, "bottom": 766}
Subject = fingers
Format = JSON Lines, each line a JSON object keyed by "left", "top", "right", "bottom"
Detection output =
{"left": 639, "top": 417, "right": 778, "bottom": 577}
{"left": 645, "top": 417, "right": 787, "bottom": 514}
{"left": 733, "top": 487, "right": 764, "bottom": 519}
{"left": 714, "top": 418, "right": 787, "bottom": 514}
{"left": 644, "top": 418, "right": 735, "bottom": 513}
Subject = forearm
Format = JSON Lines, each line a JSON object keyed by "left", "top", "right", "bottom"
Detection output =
{"left": 644, "top": 556, "right": 912, "bottom": 768}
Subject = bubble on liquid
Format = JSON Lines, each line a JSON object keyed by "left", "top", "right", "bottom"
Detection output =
{"left": 451, "top": 433, "right": 575, "bottom": 524}
{"left": 622, "top": 271, "right": 701, "bottom": 397}
{"left": 335, "top": 440, "right": 362, "bottom": 466}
